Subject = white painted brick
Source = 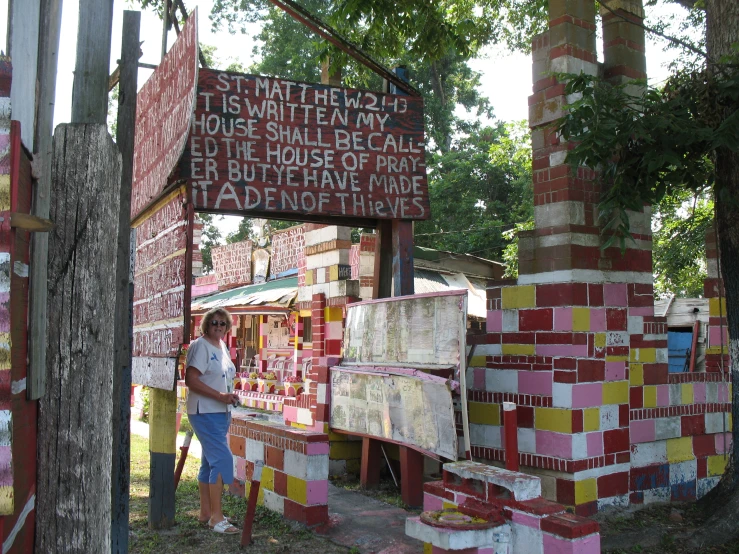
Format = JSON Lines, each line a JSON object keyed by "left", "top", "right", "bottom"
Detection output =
{"left": 297, "top": 286, "right": 312, "bottom": 302}
{"left": 549, "top": 150, "right": 567, "bottom": 167}
{"left": 406, "top": 518, "right": 510, "bottom": 551}
{"left": 309, "top": 282, "right": 330, "bottom": 298}
{"left": 552, "top": 383, "right": 573, "bottom": 408}
{"left": 697, "top": 476, "right": 721, "bottom": 499}
{"left": 307, "top": 454, "right": 329, "bottom": 481}
{"left": 606, "top": 331, "right": 629, "bottom": 347}
{"left": 486, "top": 369, "right": 518, "bottom": 394}
{"left": 575, "top": 462, "right": 631, "bottom": 481}
{"left": 444, "top": 461, "right": 541, "bottom": 501}
{"left": 706, "top": 383, "right": 719, "bottom": 403}
{"left": 669, "top": 460, "right": 697, "bottom": 485}
{"left": 485, "top": 425, "right": 503, "bottom": 449}
{"left": 329, "top": 279, "right": 359, "bottom": 298}
{"left": 297, "top": 407, "right": 313, "bottom": 426}
{"left": 475, "top": 344, "right": 503, "bottom": 357}
{"left": 317, "top": 383, "right": 328, "bottom": 404}
{"left": 644, "top": 487, "right": 671, "bottom": 504}
{"left": 705, "top": 412, "right": 726, "bottom": 434}
{"left": 466, "top": 367, "right": 476, "bottom": 386}
{"left": 572, "top": 433, "right": 588, "bottom": 460}
{"left": 599, "top": 405, "right": 619, "bottom": 430}
{"left": 655, "top": 417, "right": 681, "bottom": 440}
{"left": 534, "top": 201, "right": 584, "bottom": 227}
{"left": 470, "top": 424, "right": 487, "bottom": 446}
{"left": 359, "top": 286, "right": 373, "bottom": 300}
{"left": 656, "top": 348, "right": 668, "bottom": 363}
{"left": 627, "top": 316, "right": 644, "bottom": 335}
{"left": 502, "top": 310, "right": 519, "bottom": 332}
{"left": 518, "top": 428, "right": 536, "bottom": 454}
{"left": 510, "top": 523, "right": 544, "bottom": 554}
{"left": 306, "top": 253, "right": 323, "bottom": 269}
{"left": 631, "top": 441, "right": 667, "bottom": 467}
{"left": 316, "top": 267, "right": 326, "bottom": 284}
{"left": 245, "top": 439, "right": 265, "bottom": 463}
{"left": 323, "top": 250, "right": 349, "bottom": 266}
{"left": 597, "top": 494, "right": 629, "bottom": 510}
{"left": 262, "top": 489, "right": 285, "bottom": 514}
{"left": 669, "top": 384, "right": 682, "bottom": 405}
{"left": 285, "top": 450, "right": 308, "bottom": 479}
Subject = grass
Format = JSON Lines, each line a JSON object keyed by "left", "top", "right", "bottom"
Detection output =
{"left": 329, "top": 474, "right": 422, "bottom": 514}
{"left": 128, "top": 433, "right": 348, "bottom": 553}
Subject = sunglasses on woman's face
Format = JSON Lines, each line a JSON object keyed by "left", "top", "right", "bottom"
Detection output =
{"left": 210, "top": 320, "right": 227, "bottom": 327}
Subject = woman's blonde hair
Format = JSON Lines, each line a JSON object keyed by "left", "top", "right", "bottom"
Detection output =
{"left": 200, "top": 307, "right": 233, "bottom": 336}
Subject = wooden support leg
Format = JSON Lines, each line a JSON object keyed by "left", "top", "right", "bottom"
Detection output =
{"left": 399, "top": 446, "right": 424, "bottom": 508}
{"left": 360, "top": 437, "right": 382, "bottom": 488}
{"left": 149, "top": 387, "right": 177, "bottom": 529}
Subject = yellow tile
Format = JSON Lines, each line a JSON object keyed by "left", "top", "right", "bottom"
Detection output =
{"left": 606, "top": 355, "right": 629, "bottom": 362}
{"left": 502, "top": 343, "right": 535, "bottom": 356}
{"left": 643, "top": 386, "right": 657, "bottom": 408}
{"left": 0, "top": 175, "right": 9, "bottom": 211}
{"left": 260, "top": 466, "right": 275, "bottom": 492}
{"left": 300, "top": 309, "right": 312, "bottom": 318}
{"left": 291, "top": 422, "right": 307, "bottom": 430}
{"left": 708, "top": 455, "right": 728, "bottom": 477}
{"left": 630, "top": 364, "right": 644, "bottom": 386}
{"left": 468, "top": 402, "right": 500, "bottom": 426}
{"left": 330, "top": 441, "right": 361, "bottom": 460}
{"left": 424, "top": 543, "right": 433, "bottom": 554}
{"left": 535, "top": 408, "right": 572, "bottom": 433}
{"left": 602, "top": 381, "right": 629, "bottom": 405}
{"left": 469, "top": 355, "right": 487, "bottom": 367}
{"left": 245, "top": 481, "right": 265, "bottom": 506}
{"left": 575, "top": 479, "right": 597, "bottom": 504}
{"left": 594, "top": 333, "right": 606, "bottom": 348}
{"left": 305, "top": 270, "right": 313, "bottom": 286}
{"left": 442, "top": 501, "right": 458, "bottom": 510}
{"left": 287, "top": 475, "right": 307, "bottom": 505}
{"left": 501, "top": 285, "right": 536, "bottom": 309}
{"left": 584, "top": 408, "right": 600, "bottom": 431}
{"left": 572, "top": 308, "right": 591, "bottom": 331}
{"left": 329, "top": 265, "right": 339, "bottom": 281}
{"left": 709, "top": 297, "right": 727, "bottom": 317}
{"left": 666, "top": 437, "right": 694, "bottom": 464}
{"left": 706, "top": 346, "right": 729, "bottom": 355}
{"left": 681, "top": 383, "right": 694, "bottom": 405}
{"left": 630, "top": 348, "right": 656, "bottom": 363}
{"left": 325, "top": 307, "right": 343, "bottom": 322}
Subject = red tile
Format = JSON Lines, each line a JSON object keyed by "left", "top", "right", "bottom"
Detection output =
{"left": 630, "top": 387, "right": 643, "bottom": 409}
{"left": 519, "top": 308, "right": 554, "bottom": 331}
{"left": 542, "top": 512, "right": 600, "bottom": 538}
{"left": 266, "top": 445, "right": 284, "bottom": 471}
{"left": 274, "top": 470, "right": 288, "bottom": 496}
{"left": 681, "top": 414, "right": 705, "bottom": 436}
{"left": 554, "top": 370, "right": 577, "bottom": 383}
{"left": 619, "top": 404, "right": 629, "bottom": 427}
{"left": 554, "top": 357, "right": 577, "bottom": 370}
{"left": 518, "top": 406, "right": 534, "bottom": 428}
{"left": 693, "top": 434, "right": 715, "bottom": 458}
{"left": 603, "top": 428, "right": 629, "bottom": 454}
{"left": 606, "top": 308, "right": 627, "bottom": 331}
{"left": 572, "top": 410, "right": 583, "bottom": 433}
{"left": 588, "top": 284, "right": 604, "bottom": 306}
{"left": 578, "top": 359, "right": 605, "bottom": 382}
{"left": 697, "top": 457, "right": 708, "bottom": 479}
{"left": 556, "top": 478, "right": 575, "bottom": 505}
{"left": 597, "top": 471, "right": 629, "bottom": 498}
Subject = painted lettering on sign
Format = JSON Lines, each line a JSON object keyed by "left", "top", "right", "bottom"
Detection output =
{"left": 211, "top": 240, "right": 252, "bottom": 289}
{"left": 269, "top": 225, "right": 304, "bottom": 279}
{"left": 131, "top": 10, "right": 198, "bottom": 220}
{"left": 181, "top": 69, "right": 429, "bottom": 220}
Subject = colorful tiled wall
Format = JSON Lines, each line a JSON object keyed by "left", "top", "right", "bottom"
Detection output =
{"left": 229, "top": 416, "right": 330, "bottom": 526}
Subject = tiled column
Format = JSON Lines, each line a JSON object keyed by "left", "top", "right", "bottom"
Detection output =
{"left": 704, "top": 226, "right": 729, "bottom": 372}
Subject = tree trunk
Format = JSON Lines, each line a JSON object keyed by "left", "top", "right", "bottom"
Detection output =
{"left": 35, "top": 124, "right": 121, "bottom": 553}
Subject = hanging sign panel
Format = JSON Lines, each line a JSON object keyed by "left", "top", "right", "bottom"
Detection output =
{"left": 269, "top": 225, "right": 304, "bottom": 278}
{"left": 181, "top": 69, "right": 430, "bottom": 220}
{"left": 212, "top": 240, "right": 253, "bottom": 289}
{"left": 131, "top": 9, "right": 199, "bottom": 220}
{"left": 132, "top": 186, "right": 193, "bottom": 390}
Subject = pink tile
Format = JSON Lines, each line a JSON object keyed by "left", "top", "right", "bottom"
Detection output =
{"left": 519, "top": 371, "right": 553, "bottom": 396}
{"left": 715, "top": 433, "right": 732, "bottom": 454}
{"left": 657, "top": 385, "right": 670, "bottom": 407}
{"left": 306, "top": 480, "right": 329, "bottom": 505}
{"left": 554, "top": 308, "right": 573, "bottom": 331}
{"left": 630, "top": 306, "right": 654, "bottom": 316}
{"left": 536, "top": 430, "right": 572, "bottom": 458}
{"left": 589, "top": 308, "right": 606, "bottom": 332}
{"left": 605, "top": 362, "right": 626, "bottom": 381}
{"left": 630, "top": 420, "right": 656, "bottom": 444}
{"left": 306, "top": 442, "right": 330, "bottom": 455}
{"left": 510, "top": 511, "right": 541, "bottom": 528}
{"left": 235, "top": 457, "right": 246, "bottom": 481}
{"left": 693, "top": 382, "right": 706, "bottom": 404}
{"left": 487, "top": 310, "right": 503, "bottom": 332}
{"left": 603, "top": 284, "right": 628, "bottom": 307}
{"left": 586, "top": 432, "right": 603, "bottom": 457}
{"left": 474, "top": 367, "right": 486, "bottom": 390}
{"left": 424, "top": 493, "right": 444, "bottom": 512}
{"left": 543, "top": 533, "right": 600, "bottom": 554}
{"left": 709, "top": 326, "right": 729, "bottom": 348}
{"left": 536, "top": 344, "right": 588, "bottom": 357}
{"left": 572, "top": 383, "right": 603, "bottom": 408}
{"left": 283, "top": 406, "right": 298, "bottom": 423}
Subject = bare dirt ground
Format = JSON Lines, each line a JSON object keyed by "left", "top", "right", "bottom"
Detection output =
{"left": 597, "top": 502, "right": 739, "bottom": 554}
{"left": 129, "top": 433, "right": 351, "bottom": 554}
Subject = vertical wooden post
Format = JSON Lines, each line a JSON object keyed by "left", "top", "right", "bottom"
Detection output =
{"left": 391, "top": 220, "right": 414, "bottom": 297}
{"left": 149, "top": 387, "right": 177, "bottom": 529}
{"left": 360, "top": 438, "right": 382, "bottom": 488}
{"left": 29, "top": 0, "right": 64, "bottom": 399}
{"left": 503, "top": 402, "right": 519, "bottom": 472}
{"left": 111, "top": 11, "right": 140, "bottom": 553}
{"left": 373, "top": 220, "right": 393, "bottom": 299}
{"left": 71, "top": 0, "right": 115, "bottom": 123}
{"left": 399, "top": 447, "right": 423, "bottom": 507}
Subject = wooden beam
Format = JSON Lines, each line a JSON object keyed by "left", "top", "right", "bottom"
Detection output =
{"left": 9, "top": 212, "right": 53, "bottom": 232}
{"left": 149, "top": 387, "right": 177, "bottom": 529}
{"left": 391, "top": 220, "right": 414, "bottom": 297}
{"left": 71, "top": 0, "right": 115, "bottom": 123}
{"left": 399, "top": 446, "right": 424, "bottom": 507}
{"left": 111, "top": 11, "right": 140, "bottom": 553}
{"left": 360, "top": 438, "right": 381, "bottom": 488}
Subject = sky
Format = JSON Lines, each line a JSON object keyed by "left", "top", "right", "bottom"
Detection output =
{"left": 1, "top": 0, "right": 696, "bottom": 238}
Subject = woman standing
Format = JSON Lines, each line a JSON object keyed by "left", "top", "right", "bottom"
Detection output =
{"left": 185, "top": 307, "right": 239, "bottom": 534}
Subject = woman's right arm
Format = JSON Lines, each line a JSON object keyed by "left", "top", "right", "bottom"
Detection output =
{"left": 185, "top": 366, "right": 237, "bottom": 405}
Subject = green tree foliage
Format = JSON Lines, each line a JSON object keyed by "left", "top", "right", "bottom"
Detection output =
{"left": 197, "top": 214, "right": 223, "bottom": 273}
{"left": 415, "top": 122, "right": 533, "bottom": 259}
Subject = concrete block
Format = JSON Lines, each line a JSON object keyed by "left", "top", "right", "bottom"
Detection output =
{"left": 599, "top": 405, "right": 619, "bottom": 431}
{"left": 329, "top": 279, "right": 359, "bottom": 298}
{"left": 552, "top": 383, "right": 573, "bottom": 408}
{"left": 444, "top": 461, "right": 542, "bottom": 501}
{"left": 655, "top": 417, "right": 681, "bottom": 440}
{"left": 697, "top": 476, "right": 721, "bottom": 499}
{"left": 406, "top": 517, "right": 510, "bottom": 551}
{"left": 572, "top": 433, "right": 588, "bottom": 460}
{"left": 669, "top": 460, "right": 697, "bottom": 485}
{"left": 518, "top": 428, "right": 537, "bottom": 454}
{"left": 263, "top": 489, "right": 286, "bottom": 514}
{"left": 246, "top": 439, "right": 265, "bottom": 463}
{"left": 644, "top": 486, "right": 671, "bottom": 504}
{"left": 511, "top": 521, "right": 544, "bottom": 554}
{"left": 631, "top": 441, "right": 667, "bottom": 467}
{"left": 502, "top": 309, "right": 519, "bottom": 332}
{"left": 705, "top": 412, "right": 726, "bottom": 434}
{"left": 597, "top": 494, "right": 629, "bottom": 511}
{"left": 486, "top": 369, "right": 518, "bottom": 394}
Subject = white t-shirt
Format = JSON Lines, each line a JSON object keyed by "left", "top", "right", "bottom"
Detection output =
{"left": 185, "top": 337, "right": 236, "bottom": 414}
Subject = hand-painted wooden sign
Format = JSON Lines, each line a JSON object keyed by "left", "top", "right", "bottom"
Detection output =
{"left": 132, "top": 186, "right": 193, "bottom": 390}
{"left": 330, "top": 368, "right": 458, "bottom": 460}
{"left": 212, "top": 239, "right": 253, "bottom": 289}
{"left": 181, "top": 69, "right": 429, "bottom": 221}
{"left": 269, "top": 225, "right": 304, "bottom": 279}
{"left": 131, "top": 9, "right": 198, "bottom": 220}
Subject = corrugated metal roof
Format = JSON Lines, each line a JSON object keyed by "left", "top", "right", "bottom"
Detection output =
{"left": 413, "top": 269, "right": 487, "bottom": 318}
{"left": 191, "top": 277, "right": 298, "bottom": 312}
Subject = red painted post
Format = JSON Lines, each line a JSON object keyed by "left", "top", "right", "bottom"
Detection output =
{"left": 360, "top": 437, "right": 381, "bottom": 488}
{"left": 173, "top": 430, "right": 193, "bottom": 489}
{"left": 241, "top": 460, "right": 264, "bottom": 547}
{"left": 399, "top": 446, "right": 424, "bottom": 507}
{"left": 503, "top": 402, "right": 519, "bottom": 472}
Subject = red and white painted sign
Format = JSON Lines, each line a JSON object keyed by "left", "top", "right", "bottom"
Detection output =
{"left": 132, "top": 187, "right": 192, "bottom": 390}
{"left": 270, "top": 225, "right": 304, "bottom": 279}
{"left": 182, "top": 69, "right": 429, "bottom": 220}
{"left": 131, "top": 9, "right": 199, "bottom": 220}
{"left": 212, "top": 240, "right": 253, "bottom": 289}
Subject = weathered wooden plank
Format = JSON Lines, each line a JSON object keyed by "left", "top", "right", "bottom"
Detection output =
{"left": 111, "top": 11, "right": 140, "bottom": 554}
{"left": 179, "top": 69, "right": 429, "bottom": 221}
{"left": 212, "top": 240, "right": 253, "bottom": 289}
{"left": 149, "top": 387, "right": 177, "bottom": 529}
{"left": 392, "top": 220, "right": 414, "bottom": 296}
{"left": 36, "top": 123, "right": 121, "bottom": 553}
{"left": 270, "top": 225, "right": 304, "bottom": 278}
{"left": 71, "top": 0, "right": 115, "bottom": 124}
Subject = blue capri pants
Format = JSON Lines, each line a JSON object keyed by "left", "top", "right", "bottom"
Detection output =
{"left": 188, "top": 412, "right": 234, "bottom": 485}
